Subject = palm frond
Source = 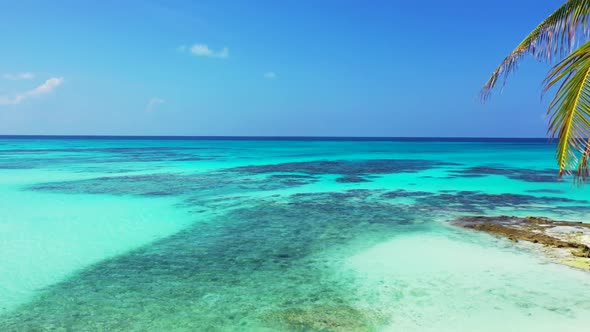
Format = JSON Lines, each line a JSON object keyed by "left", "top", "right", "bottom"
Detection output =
{"left": 577, "top": 138, "right": 590, "bottom": 181}
{"left": 544, "top": 40, "right": 590, "bottom": 180}
{"left": 482, "top": 0, "right": 590, "bottom": 100}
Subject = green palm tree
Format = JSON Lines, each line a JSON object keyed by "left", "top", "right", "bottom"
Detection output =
{"left": 482, "top": 0, "right": 590, "bottom": 182}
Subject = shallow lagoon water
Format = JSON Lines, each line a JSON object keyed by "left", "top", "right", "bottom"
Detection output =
{"left": 0, "top": 137, "right": 590, "bottom": 331}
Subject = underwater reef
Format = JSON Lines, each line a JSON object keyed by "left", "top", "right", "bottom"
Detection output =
{"left": 263, "top": 304, "right": 388, "bottom": 332}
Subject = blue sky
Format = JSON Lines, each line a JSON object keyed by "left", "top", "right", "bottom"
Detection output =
{"left": 0, "top": 0, "right": 565, "bottom": 137}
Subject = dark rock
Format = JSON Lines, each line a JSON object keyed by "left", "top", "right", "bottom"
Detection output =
{"left": 451, "top": 215, "right": 590, "bottom": 269}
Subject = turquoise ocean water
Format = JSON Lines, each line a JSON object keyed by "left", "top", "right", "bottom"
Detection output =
{"left": 1, "top": 137, "right": 590, "bottom": 331}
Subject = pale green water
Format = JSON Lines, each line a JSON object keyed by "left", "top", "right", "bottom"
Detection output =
{"left": 0, "top": 137, "right": 589, "bottom": 331}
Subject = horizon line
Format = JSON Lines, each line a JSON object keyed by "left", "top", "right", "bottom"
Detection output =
{"left": 0, "top": 135, "right": 555, "bottom": 142}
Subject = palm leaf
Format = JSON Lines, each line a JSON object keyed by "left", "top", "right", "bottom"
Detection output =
{"left": 577, "top": 138, "right": 590, "bottom": 181}
{"left": 544, "top": 40, "right": 590, "bottom": 180}
{"left": 482, "top": 0, "right": 590, "bottom": 99}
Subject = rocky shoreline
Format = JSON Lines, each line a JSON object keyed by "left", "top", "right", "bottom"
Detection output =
{"left": 451, "top": 215, "right": 590, "bottom": 271}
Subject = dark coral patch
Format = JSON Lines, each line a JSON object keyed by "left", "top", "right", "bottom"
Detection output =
{"left": 448, "top": 166, "right": 559, "bottom": 183}
{"left": 525, "top": 189, "right": 567, "bottom": 194}
{"left": 263, "top": 304, "right": 387, "bottom": 331}
{"left": 228, "top": 159, "right": 458, "bottom": 177}
{"left": 30, "top": 171, "right": 318, "bottom": 197}
{"left": 0, "top": 146, "right": 215, "bottom": 170}
{"left": 336, "top": 176, "right": 370, "bottom": 183}
{"left": 414, "top": 190, "right": 589, "bottom": 214}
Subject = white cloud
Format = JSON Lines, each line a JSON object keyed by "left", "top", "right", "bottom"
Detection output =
{"left": 29, "top": 78, "right": 63, "bottom": 96}
{"left": 264, "top": 72, "right": 277, "bottom": 79}
{"left": 190, "top": 44, "right": 213, "bottom": 56}
{"left": 146, "top": 97, "right": 165, "bottom": 111}
{"left": 179, "top": 43, "right": 229, "bottom": 59}
{"left": 0, "top": 77, "right": 64, "bottom": 105}
{"left": 3, "top": 72, "right": 35, "bottom": 80}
